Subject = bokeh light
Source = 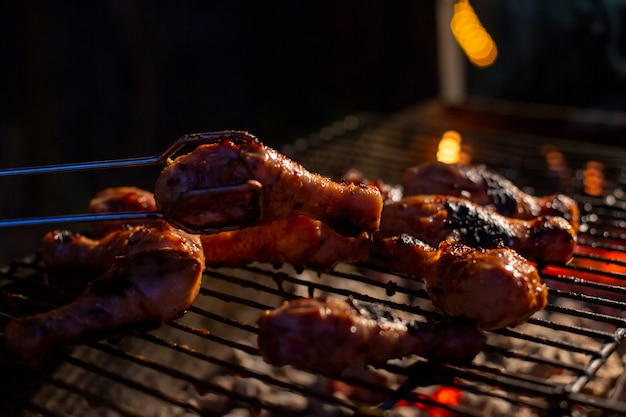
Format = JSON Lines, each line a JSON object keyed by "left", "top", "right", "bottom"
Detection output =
{"left": 450, "top": 0, "right": 498, "bottom": 67}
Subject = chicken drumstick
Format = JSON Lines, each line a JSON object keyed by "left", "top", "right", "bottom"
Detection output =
{"left": 374, "top": 235, "right": 547, "bottom": 330}
{"left": 5, "top": 221, "right": 205, "bottom": 361}
{"left": 378, "top": 195, "right": 577, "bottom": 264}
{"left": 403, "top": 161, "right": 580, "bottom": 231}
{"left": 154, "top": 131, "right": 383, "bottom": 236}
{"left": 257, "top": 296, "right": 486, "bottom": 375}
{"left": 200, "top": 214, "right": 371, "bottom": 271}
{"left": 86, "top": 186, "right": 158, "bottom": 237}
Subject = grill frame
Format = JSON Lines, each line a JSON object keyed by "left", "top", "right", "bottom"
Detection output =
{"left": 2, "top": 105, "right": 626, "bottom": 416}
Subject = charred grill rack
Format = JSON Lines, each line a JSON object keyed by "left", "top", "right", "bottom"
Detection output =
{"left": 2, "top": 103, "right": 626, "bottom": 416}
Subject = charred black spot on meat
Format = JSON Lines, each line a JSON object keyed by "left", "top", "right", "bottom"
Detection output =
{"left": 480, "top": 166, "right": 519, "bottom": 217}
{"left": 379, "top": 194, "right": 575, "bottom": 264}
{"left": 444, "top": 200, "right": 516, "bottom": 248}
{"left": 401, "top": 161, "right": 579, "bottom": 233}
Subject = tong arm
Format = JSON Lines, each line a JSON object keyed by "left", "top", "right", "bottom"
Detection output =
{"left": 0, "top": 211, "right": 164, "bottom": 229}
{"left": 0, "top": 130, "right": 262, "bottom": 233}
{"left": 0, "top": 130, "right": 256, "bottom": 177}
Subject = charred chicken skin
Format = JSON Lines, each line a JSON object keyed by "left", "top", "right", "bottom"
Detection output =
{"left": 5, "top": 221, "right": 205, "bottom": 361}
{"left": 153, "top": 131, "right": 383, "bottom": 236}
{"left": 201, "top": 214, "right": 371, "bottom": 271}
{"left": 374, "top": 235, "right": 547, "bottom": 330}
{"left": 402, "top": 161, "right": 580, "bottom": 232}
{"left": 378, "top": 195, "right": 577, "bottom": 264}
{"left": 257, "top": 296, "right": 486, "bottom": 375}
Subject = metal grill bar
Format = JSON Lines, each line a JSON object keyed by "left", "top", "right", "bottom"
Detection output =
{"left": 387, "top": 360, "right": 556, "bottom": 412}
{"left": 124, "top": 336, "right": 354, "bottom": 412}
{"left": 88, "top": 341, "right": 318, "bottom": 416}
{"left": 572, "top": 330, "right": 626, "bottom": 393}
{"left": 0, "top": 359, "right": 150, "bottom": 417}
{"left": 542, "top": 272, "right": 626, "bottom": 296}
{"left": 62, "top": 353, "right": 208, "bottom": 415}
{"left": 3, "top": 112, "right": 626, "bottom": 416}
{"left": 2, "top": 237, "right": 626, "bottom": 415}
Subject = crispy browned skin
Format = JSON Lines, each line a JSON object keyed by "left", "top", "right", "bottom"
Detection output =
{"left": 402, "top": 162, "right": 580, "bottom": 232}
{"left": 378, "top": 195, "right": 577, "bottom": 264}
{"left": 87, "top": 186, "right": 158, "bottom": 237}
{"left": 374, "top": 235, "right": 547, "bottom": 330}
{"left": 5, "top": 221, "right": 205, "bottom": 360}
{"left": 154, "top": 132, "right": 383, "bottom": 236}
{"left": 42, "top": 221, "right": 203, "bottom": 272}
{"left": 201, "top": 215, "right": 371, "bottom": 271}
{"left": 257, "top": 297, "right": 486, "bottom": 375}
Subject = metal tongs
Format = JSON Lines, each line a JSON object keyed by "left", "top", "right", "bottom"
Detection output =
{"left": 0, "top": 130, "right": 263, "bottom": 234}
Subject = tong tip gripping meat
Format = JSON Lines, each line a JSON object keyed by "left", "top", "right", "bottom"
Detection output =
{"left": 163, "top": 179, "right": 264, "bottom": 234}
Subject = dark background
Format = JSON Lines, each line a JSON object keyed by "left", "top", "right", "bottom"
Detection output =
{"left": 469, "top": 0, "right": 626, "bottom": 112}
{"left": 2, "top": 1, "right": 626, "bottom": 264}
{"left": 0, "top": 1, "right": 439, "bottom": 263}
{"left": 0, "top": 1, "right": 438, "bottom": 165}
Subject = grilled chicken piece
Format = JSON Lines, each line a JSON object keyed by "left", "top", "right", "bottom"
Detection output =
{"left": 154, "top": 131, "right": 383, "bottom": 236}
{"left": 87, "top": 186, "right": 158, "bottom": 237}
{"left": 374, "top": 235, "right": 547, "bottom": 330}
{"left": 378, "top": 195, "right": 576, "bottom": 264}
{"left": 201, "top": 214, "right": 371, "bottom": 271}
{"left": 5, "top": 221, "right": 205, "bottom": 361}
{"left": 257, "top": 297, "right": 486, "bottom": 375}
{"left": 88, "top": 186, "right": 157, "bottom": 216}
{"left": 42, "top": 221, "right": 203, "bottom": 272}
{"left": 403, "top": 161, "right": 580, "bottom": 232}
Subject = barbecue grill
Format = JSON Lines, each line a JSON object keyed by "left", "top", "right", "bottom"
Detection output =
{"left": 1, "top": 101, "right": 626, "bottom": 417}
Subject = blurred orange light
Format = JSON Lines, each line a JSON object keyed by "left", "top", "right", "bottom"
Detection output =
{"left": 450, "top": 0, "right": 497, "bottom": 67}
{"left": 583, "top": 160, "right": 605, "bottom": 196}
{"left": 437, "top": 130, "right": 463, "bottom": 164}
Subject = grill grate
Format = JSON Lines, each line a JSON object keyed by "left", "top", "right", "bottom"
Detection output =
{"left": 2, "top": 104, "right": 626, "bottom": 416}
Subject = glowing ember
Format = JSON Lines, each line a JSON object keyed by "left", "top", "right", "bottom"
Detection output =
{"left": 396, "top": 386, "right": 461, "bottom": 417}
{"left": 542, "top": 244, "right": 626, "bottom": 303}
{"left": 567, "top": 244, "right": 626, "bottom": 283}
